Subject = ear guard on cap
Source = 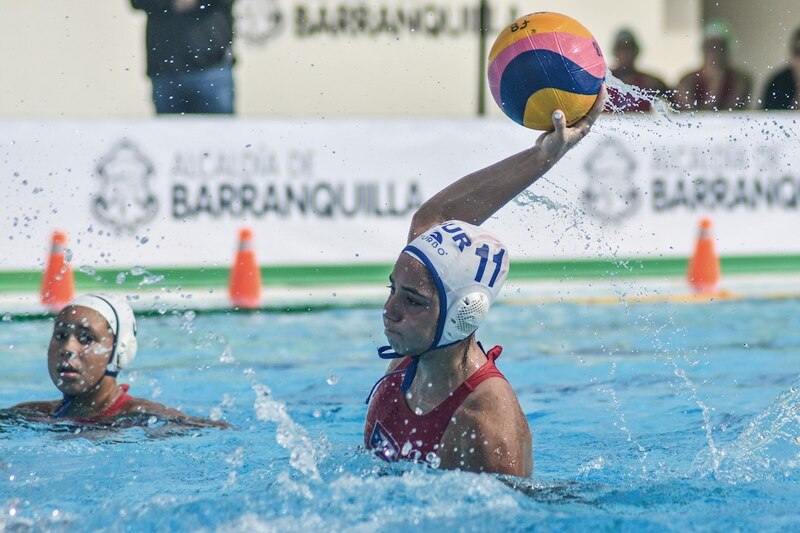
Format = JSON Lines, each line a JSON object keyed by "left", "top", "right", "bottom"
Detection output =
{"left": 103, "top": 293, "right": 137, "bottom": 376}
{"left": 444, "top": 287, "right": 492, "bottom": 343}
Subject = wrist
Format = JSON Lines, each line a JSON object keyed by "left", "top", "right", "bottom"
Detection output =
{"left": 529, "top": 142, "right": 562, "bottom": 171}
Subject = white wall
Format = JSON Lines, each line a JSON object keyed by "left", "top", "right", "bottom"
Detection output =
{"left": 2, "top": 0, "right": 705, "bottom": 119}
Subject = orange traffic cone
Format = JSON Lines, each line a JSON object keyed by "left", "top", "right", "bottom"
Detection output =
{"left": 41, "top": 230, "right": 75, "bottom": 312}
{"left": 687, "top": 217, "right": 721, "bottom": 294}
{"left": 229, "top": 227, "right": 262, "bottom": 309}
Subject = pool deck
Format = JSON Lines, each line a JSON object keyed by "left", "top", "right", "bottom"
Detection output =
{"left": 3, "top": 273, "right": 800, "bottom": 318}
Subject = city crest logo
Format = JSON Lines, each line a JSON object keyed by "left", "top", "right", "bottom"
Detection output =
{"left": 582, "top": 138, "right": 640, "bottom": 224}
{"left": 92, "top": 139, "right": 158, "bottom": 233}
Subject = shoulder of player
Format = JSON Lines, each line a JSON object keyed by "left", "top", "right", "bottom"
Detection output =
{"left": 118, "top": 397, "right": 229, "bottom": 428}
{"left": 119, "top": 397, "right": 188, "bottom": 419}
{"left": 440, "top": 378, "right": 531, "bottom": 475}
{"left": 460, "top": 375, "right": 519, "bottom": 414}
{"left": 8, "top": 400, "right": 60, "bottom": 414}
{"left": 446, "top": 377, "right": 528, "bottom": 443}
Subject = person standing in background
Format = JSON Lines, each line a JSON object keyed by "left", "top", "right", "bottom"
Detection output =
{"left": 675, "top": 19, "right": 752, "bottom": 111}
{"left": 762, "top": 27, "right": 800, "bottom": 110}
{"left": 607, "top": 28, "right": 671, "bottom": 112}
{"left": 130, "top": 0, "right": 235, "bottom": 114}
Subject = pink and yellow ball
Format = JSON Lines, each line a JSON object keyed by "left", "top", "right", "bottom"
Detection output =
{"left": 488, "top": 12, "right": 606, "bottom": 131}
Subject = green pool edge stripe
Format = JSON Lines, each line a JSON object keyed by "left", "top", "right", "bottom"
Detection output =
{"left": 2, "top": 254, "right": 799, "bottom": 294}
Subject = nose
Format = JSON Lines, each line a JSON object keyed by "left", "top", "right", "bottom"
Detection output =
{"left": 59, "top": 334, "right": 81, "bottom": 358}
{"left": 59, "top": 348, "right": 77, "bottom": 360}
{"left": 383, "top": 294, "right": 401, "bottom": 323}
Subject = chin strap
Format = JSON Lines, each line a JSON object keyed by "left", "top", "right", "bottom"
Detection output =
{"left": 52, "top": 395, "right": 74, "bottom": 419}
{"left": 364, "top": 345, "right": 422, "bottom": 405}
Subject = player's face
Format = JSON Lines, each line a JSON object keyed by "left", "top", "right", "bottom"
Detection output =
{"left": 703, "top": 37, "right": 729, "bottom": 65}
{"left": 47, "top": 306, "right": 115, "bottom": 397}
{"left": 383, "top": 253, "right": 439, "bottom": 356}
{"left": 613, "top": 41, "right": 637, "bottom": 68}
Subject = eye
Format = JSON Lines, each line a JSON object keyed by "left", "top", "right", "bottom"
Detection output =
{"left": 53, "top": 330, "right": 69, "bottom": 341}
{"left": 78, "top": 333, "right": 95, "bottom": 345}
{"left": 386, "top": 283, "right": 395, "bottom": 295}
{"left": 407, "top": 295, "right": 431, "bottom": 308}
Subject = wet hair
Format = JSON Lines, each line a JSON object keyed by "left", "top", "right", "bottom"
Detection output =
{"left": 613, "top": 28, "right": 640, "bottom": 56}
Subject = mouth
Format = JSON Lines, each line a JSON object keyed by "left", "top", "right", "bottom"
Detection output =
{"left": 56, "top": 364, "right": 80, "bottom": 378}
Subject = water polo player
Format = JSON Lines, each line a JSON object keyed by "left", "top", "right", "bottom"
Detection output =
{"left": 6, "top": 293, "right": 226, "bottom": 427}
{"left": 365, "top": 89, "right": 606, "bottom": 476}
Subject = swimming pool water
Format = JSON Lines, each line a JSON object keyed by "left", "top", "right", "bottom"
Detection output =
{"left": 2, "top": 298, "right": 800, "bottom": 531}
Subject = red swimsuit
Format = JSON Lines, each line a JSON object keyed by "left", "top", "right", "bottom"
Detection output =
{"left": 53, "top": 384, "right": 134, "bottom": 421}
{"left": 365, "top": 346, "right": 507, "bottom": 463}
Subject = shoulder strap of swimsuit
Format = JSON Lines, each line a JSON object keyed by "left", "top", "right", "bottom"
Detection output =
{"left": 96, "top": 384, "right": 133, "bottom": 419}
{"left": 430, "top": 345, "right": 508, "bottom": 422}
{"left": 52, "top": 396, "right": 73, "bottom": 419}
{"left": 463, "top": 345, "right": 507, "bottom": 391}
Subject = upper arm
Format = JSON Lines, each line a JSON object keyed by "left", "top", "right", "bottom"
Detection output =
{"left": 122, "top": 399, "right": 228, "bottom": 428}
{"left": 7, "top": 401, "right": 56, "bottom": 415}
{"left": 407, "top": 212, "right": 444, "bottom": 244}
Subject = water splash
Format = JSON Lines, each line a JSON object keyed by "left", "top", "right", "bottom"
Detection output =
{"left": 693, "top": 379, "right": 800, "bottom": 482}
{"left": 604, "top": 70, "right": 678, "bottom": 120}
{"left": 252, "top": 382, "right": 321, "bottom": 481}
{"left": 77, "top": 265, "right": 102, "bottom": 281}
{"left": 512, "top": 190, "right": 570, "bottom": 211}
{"left": 598, "top": 359, "right": 649, "bottom": 477}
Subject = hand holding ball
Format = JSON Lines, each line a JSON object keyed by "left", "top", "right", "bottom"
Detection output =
{"left": 488, "top": 12, "right": 606, "bottom": 131}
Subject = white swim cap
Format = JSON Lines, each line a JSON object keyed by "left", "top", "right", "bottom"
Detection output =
{"left": 403, "top": 220, "right": 509, "bottom": 350}
{"left": 68, "top": 293, "right": 138, "bottom": 376}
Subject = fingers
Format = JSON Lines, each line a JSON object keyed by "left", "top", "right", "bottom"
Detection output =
{"left": 551, "top": 109, "right": 567, "bottom": 136}
{"left": 566, "top": 84, "right": 606, "bottom": 137}
{"left": 584, "top": 84, "right": 607, "bottom": 124}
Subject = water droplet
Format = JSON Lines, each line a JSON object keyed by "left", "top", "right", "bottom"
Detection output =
{"left": 116, "top": 272, "right": 127, "bottom": 284}
{"left": 139, "top": 236, "right": 149, "bottom": 244}
{"left": 140, "top": 274, "right": 164, "bottom": 286}
{"left": 326, "top": 374, "right": 339, "bottom": 385}
{"left": 425, "top": 452, "right": 441, "bottom": 468}
{"left": 219, "top": 346, "right": 235, "bottom": 363}
{"left": 401, "top": 441, "right": 413, "bottom": 456}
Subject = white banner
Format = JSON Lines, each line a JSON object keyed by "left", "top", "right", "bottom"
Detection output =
{"left": 1, "top": 114, "right": 798, "bottom": 271}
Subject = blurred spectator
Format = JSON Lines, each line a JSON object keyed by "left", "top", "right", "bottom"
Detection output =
{"left": 131, "top": 0, "right": 235, "bottom": 114}
{"left": 761, "top": 27, "right": 800, "bottom": 110}
{"left": 675, "top": 20, "right": 752, "bottom": 111}
{"left": 607, "top": 29, "right": 671, "bottom": 112}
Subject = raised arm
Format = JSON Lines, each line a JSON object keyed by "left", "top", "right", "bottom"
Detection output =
{"left": 408, "top": 86, "right": 606, "bottom": 242}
